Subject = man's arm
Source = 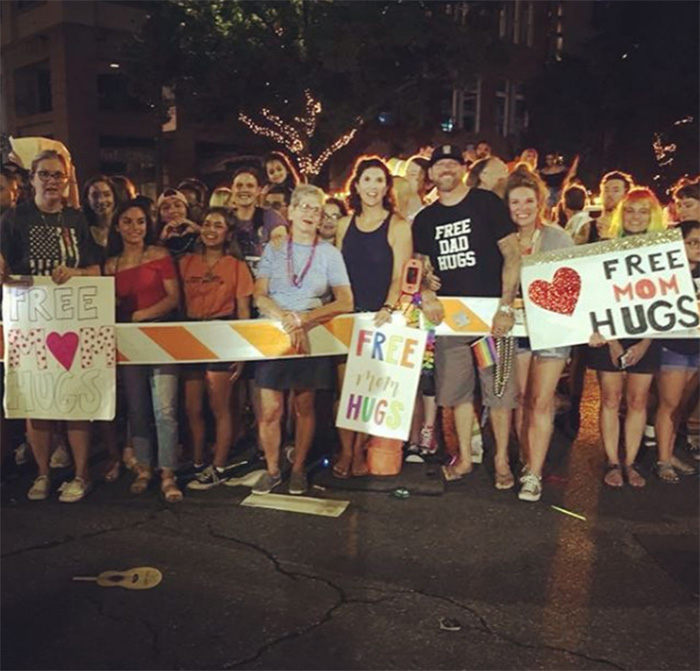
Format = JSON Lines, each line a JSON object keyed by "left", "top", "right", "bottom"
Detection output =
{"left": 416, "top": 253, "right": 444, "bottom": 325}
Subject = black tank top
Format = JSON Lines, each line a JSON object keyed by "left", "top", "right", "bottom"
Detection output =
{"left": 342, "top": 212, "right": 393, "bottom": 312}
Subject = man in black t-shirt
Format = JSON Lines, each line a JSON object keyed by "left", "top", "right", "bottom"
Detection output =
{"left": 413, "top": 144, "right": 521, "bottom": 487}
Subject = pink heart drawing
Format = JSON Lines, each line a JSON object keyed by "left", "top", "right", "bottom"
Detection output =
{"left": 46, "top": 331, "right": 80, "bottom": 371}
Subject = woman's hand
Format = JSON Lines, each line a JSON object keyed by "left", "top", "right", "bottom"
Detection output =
{"left": 588, "top": 332, "right": 607, "bottom": 347}
{"left": 290, "top": 327, "right": 311, "bottom": 355}
{"left": 621, "top": 341, "right": 649, "bottom": 368}
{"left": 281, "top": 311, "right": 301, "bottom": 333}
{"left": 51, "top": 265, "right": 81, "bottom": 284}
{"left": 491, "top": 311, "right": 514, "bottom": 338}
{"left": 228, "top": 362, "right": 244, "bottom": 383}
{"left": 373, "top": 306, "right": 393, "bottom": 327}
{"left": 131, "top": 310, "right": 145, "bottom": 323}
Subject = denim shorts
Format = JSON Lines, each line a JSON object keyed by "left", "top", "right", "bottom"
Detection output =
{"left": 660, "top": 346, "right": 700, "bottom": 372}
{"left": 516, "top": 337, "right": 571, "bottom": 360}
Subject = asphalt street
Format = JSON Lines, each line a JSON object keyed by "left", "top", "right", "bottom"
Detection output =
{"left": 1, "top": 373, "right": 698, "bottom": 671}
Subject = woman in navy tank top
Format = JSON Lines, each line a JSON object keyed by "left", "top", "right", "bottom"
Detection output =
{"left": 334, "top": 157, "right": 413, "bottom": 478}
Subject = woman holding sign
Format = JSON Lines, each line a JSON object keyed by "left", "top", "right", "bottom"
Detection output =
{"left": 335, "top": 157, "right": 413, "bottom": 477}
{"left": 253, "top": 184, "right": 353, "bottom": 495}
{"left": 588, "top": 187, "right": 665, "bottom": 488}
{"left": 0, "top": 149, "right": 100, "bottom": 503}
{"left": 105, "top": 201, "right": 183, "bottom": 502}
{"left": 506, "top": 166, "right": 574, "bottom": 502}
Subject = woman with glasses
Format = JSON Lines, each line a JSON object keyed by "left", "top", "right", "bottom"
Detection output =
{"left": 654, "top": 219, "right": 700, "bottom": 482}
{"left": 333, "top": 157, "right": 412, "bottom": 478}
{"left": 253, "top": 185, "right": 353, "bottom": 495}
{"left": 0, "top": 149, "right": 100, "bottom": 502}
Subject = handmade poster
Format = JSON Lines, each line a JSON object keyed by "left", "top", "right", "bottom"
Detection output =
{"left": 2, "top": 277, "right": 116, "bottom": 420}
{"left": 336, "top": 315, "right": 427, "bottom": 441}
{"left": 521, "top": 230, "right": 700, "bottom": 350}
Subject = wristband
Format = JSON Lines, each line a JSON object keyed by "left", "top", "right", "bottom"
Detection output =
{"left": 497, "top": 304, "right": 514, "bottom": 316}
{"left": 381, "top": 304, "right": 395, "bottom": 314}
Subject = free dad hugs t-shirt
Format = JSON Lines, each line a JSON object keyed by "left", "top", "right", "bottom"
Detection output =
{"left": 413, "top": 189, "right": 515, "bottom": 298}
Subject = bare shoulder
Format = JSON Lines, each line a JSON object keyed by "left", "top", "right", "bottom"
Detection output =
{"left": 388, "top": 213, "right": 411, "bottom": 242}
{"left": 145, "top": 245, "right": 170, "bottom": 261}
{"left": 335, "top": 214, "right": 352, "bottom": 247}
{"left": 104, "top": 256, "right": 117, "bottom": 275}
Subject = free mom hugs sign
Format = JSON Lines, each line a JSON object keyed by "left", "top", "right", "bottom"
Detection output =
{"left": 521, "top": 230, "right": 700, "bottom": 350}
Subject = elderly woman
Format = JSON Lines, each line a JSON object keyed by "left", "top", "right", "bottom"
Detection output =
{"left": 589, "top": 187, "right": 666, "bottom": 488}
{"left": 506, "top": 166, "right": 574, "bottom": 502}
{"left": 253, "top": 184, "right": 353, "bottom": 495}
{"left": 0, "top": 149, "right": 100, "bottom": 502}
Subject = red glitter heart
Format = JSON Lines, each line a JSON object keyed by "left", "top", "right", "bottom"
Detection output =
{"left": 527, "top": 267, "right": 581, "bottom": 316}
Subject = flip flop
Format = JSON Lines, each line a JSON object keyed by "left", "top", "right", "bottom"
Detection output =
{"left": 442, "top": 464, "right": 471, "bottom": 482}
{"left": 332, "top": 462, "right": 351, "bottom": 480}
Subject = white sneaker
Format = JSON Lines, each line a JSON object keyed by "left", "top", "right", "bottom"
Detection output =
{"left": 27, "top": 475, "right": 50, "bottom": 501}
{"left": 50, "top": 444, "right": 73, "bottom": 469}
{"left": 14, "top": 441, "right": 31, "bottom": 466}
{"left": 518, "top": 472, "right": 542, "bottom": 502}
{"left": 58, "top": 477, "right": 92, "bottom": 503}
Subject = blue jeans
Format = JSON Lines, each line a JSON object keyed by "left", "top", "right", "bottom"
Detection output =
{"left": 120, "top": 365, "right": 179, "bottom": 470}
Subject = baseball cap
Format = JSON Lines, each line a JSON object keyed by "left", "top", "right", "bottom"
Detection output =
{"left": 156, "top": 188, "right": 189, "bottom": 209}
{"left": 428, "top": 144, "right": 465, "bottom": 167}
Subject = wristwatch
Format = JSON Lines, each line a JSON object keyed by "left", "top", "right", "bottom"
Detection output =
{"left": 497, "top": 304, "right": 514, "bottom": 316}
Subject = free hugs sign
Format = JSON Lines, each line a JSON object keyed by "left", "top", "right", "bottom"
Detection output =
{"left": 521, "top": 230, "right": 699, "bottom": 350}
{"left": 3, "top": 277, "right": 116, "bottom": 420}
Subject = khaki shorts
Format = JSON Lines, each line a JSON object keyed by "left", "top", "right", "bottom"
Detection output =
{"left": 435, "top": 336, "right": 518, "bottom": 410}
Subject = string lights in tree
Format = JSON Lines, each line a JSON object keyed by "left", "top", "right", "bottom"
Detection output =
{"left": 239, "top": 89, "right": 361, "bottom": 178}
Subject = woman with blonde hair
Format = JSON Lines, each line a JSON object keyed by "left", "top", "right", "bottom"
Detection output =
{"left": 588, "top": 187, "right": 665, "bottom": 488}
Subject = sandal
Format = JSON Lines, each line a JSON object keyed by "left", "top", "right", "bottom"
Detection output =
{"left": 161, "top": 477, "right": 183, "bottom": 503}
{"left": 603, "top": 463, "right": 623, "bottom": 488}
{"left": 671, "top": 455, "right": 697, "bottom": 476}
{"left": 104, "top": 459, "right": 121, "bottom": 483}
{"left": 624, "top": 464, "right": 646, "bottom": 488}
{"left": 123, "top": 446, "right": 138, "bottom": 472}
{"left": 655, "top": 461, "right": 679, "bottom": 484}
{"left": 130, "top": 464, "right": 152, "bottom": 494}
{"left": 442, "top": 463, "right": 472, "bottom": 482}
{"left": 494, "top": 468, "right": 515, "bottom": 491}
{"left": 332, "top": 458, "right": 351, "bottom": 480}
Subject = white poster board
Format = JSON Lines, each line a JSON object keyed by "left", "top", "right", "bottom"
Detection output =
{"left": 2, "top": 277, "right": 116, "bottom": 420}
{"left": 336, "top": 315, "right": 427, "bottom": 441}
{"left": 521, "top": 230, "right": 700, "bottom": 350}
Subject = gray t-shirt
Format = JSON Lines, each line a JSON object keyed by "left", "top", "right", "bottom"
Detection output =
{"left": 257, "top": 239, "right": 350, "bottom": 312}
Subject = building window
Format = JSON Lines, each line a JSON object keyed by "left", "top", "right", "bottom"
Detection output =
{"left": 458, "top": 77, "right": 481, "bottom": 133}
{"left": 494, "top": 79, "right": 528, "bottom": 138}
{"left": 98, "top": 73, "right": 148, "bottom": 113}
{"left": 499, "top": 1, "right": 534, "bottom": 46}
{"left": 14, "top": 1, "right": 46, "bottom": 13}
{"left": 14, "top": 60, "right": 52, "bottom": 116}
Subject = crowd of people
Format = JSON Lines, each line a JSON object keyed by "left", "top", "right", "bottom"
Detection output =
{"left": 0, "top": 138, "right": 698, "bottom": 505}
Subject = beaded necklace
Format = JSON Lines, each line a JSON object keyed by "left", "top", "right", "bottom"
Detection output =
{"left": 287, "top": 235, "right": 318, "bottom": 288}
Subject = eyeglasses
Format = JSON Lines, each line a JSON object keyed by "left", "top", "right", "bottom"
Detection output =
{"left": 297, "top": 202, "right": 322, "bottom": 216}
{"left": 323, "top": 212, "right": 342, "bottom": 221}
{"left": 684, "top": 239, "right": 700, "bottom": 248}
{"left": 36, "top": 170, "right": 67, "bottom": 182}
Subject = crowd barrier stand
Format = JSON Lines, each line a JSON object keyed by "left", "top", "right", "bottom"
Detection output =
{"left": 0, "top": 297, "right": 697, "bottom": 365}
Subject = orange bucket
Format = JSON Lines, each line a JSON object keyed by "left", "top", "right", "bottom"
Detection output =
{"left": 366, "top": 436, "right": 403, "bottom": 476}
